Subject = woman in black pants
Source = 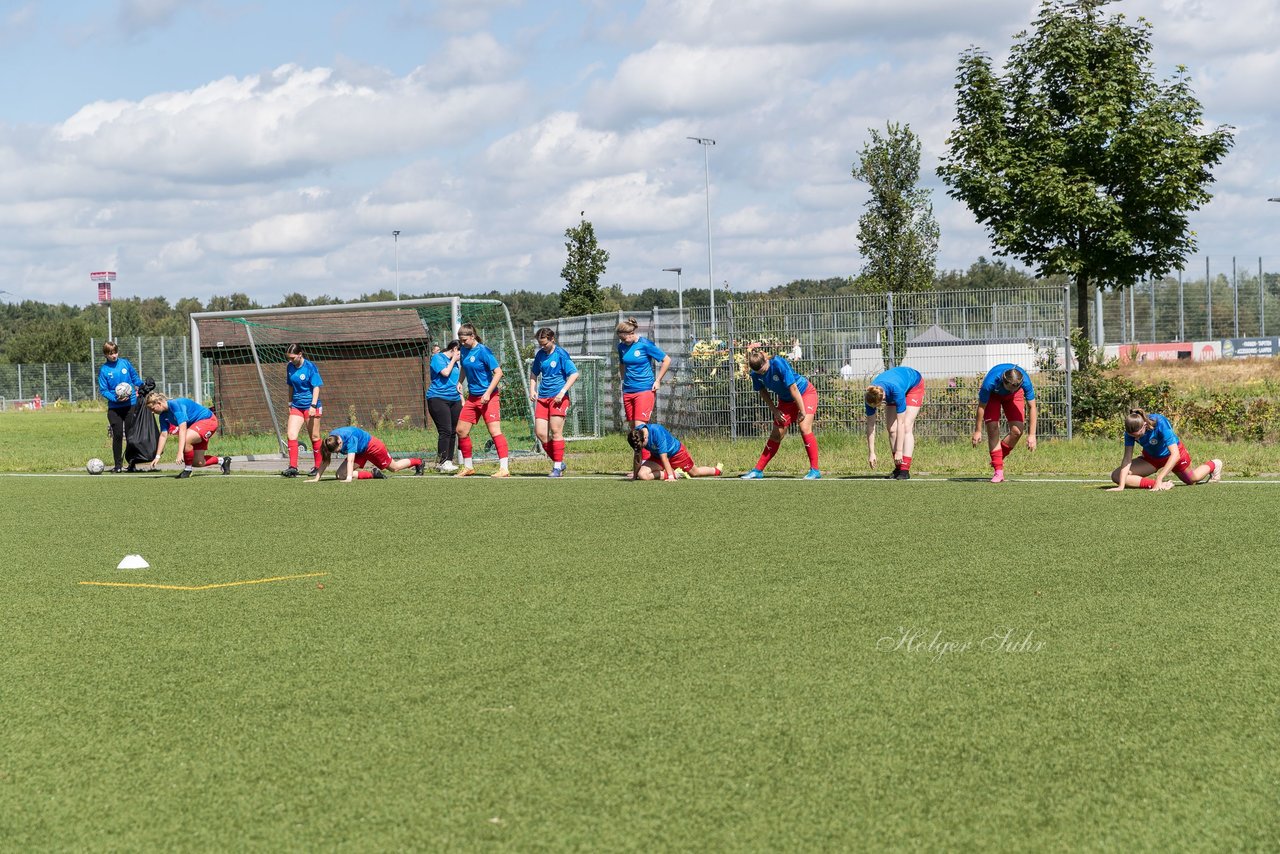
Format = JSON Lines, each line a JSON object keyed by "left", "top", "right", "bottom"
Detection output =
{"left": 426, "top": 341, "right": 463, "bottom": 472}
{"left": 97, "top": 341, "right": 143, "bottom": 472}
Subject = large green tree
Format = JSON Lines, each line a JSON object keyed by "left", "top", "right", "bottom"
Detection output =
{"left": 559, "top": 217, "right": 609, "bottom": 316}
{"left": 938, "top": 0, "right": 1233, "bottom": 351}
{"left": 852, "top": 121, "right": 939, "bottom": 293}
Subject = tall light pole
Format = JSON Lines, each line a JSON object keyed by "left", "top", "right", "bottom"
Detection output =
{"left": 392, "top": 230, "right": 401, "bottom": 300}
{"left": 687, "top": 136, "right": 716, "bottom": 338}
{"left": 665, "top": 267, "right": 686, "bottom": 340}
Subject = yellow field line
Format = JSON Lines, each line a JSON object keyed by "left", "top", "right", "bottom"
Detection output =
{"left": 79, "top": 572, "right": 328, "bottom": 591}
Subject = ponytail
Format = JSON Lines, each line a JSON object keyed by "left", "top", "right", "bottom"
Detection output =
{"left": 1124, "top": 408, "right": 1155, "bottom": 434}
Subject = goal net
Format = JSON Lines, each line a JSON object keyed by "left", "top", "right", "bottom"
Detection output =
{"left": 190, "top": 298, "right": 537, "bottom": 459}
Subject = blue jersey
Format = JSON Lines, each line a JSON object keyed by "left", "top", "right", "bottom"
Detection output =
{"left": 460, "top": 344, "right": 500, "bottom": 396}
{"left": 642, "top": 423, "right": 682, "bottom": 457}
{"left": 98, "top": 357, "right": 143, "bottom": 409}
{"left": 286, "top": 359, "right": 324, "bottom": 409}
{"left": 617, "top": 337, "right": 668, "bottom": 393}
{"left": 428, "top": 352, "right": 462, "bottom": 402}
{"left": 1125, "top": 413, "right": 1180, "bottom": 458}
{"left": 751, "top": 355, "right": 809, "bottom": 402}
{"left": 331, "top": 426, "right": 373, "bottom": 456}
{"left": 978, "top": 363, "right": 1036, "bottom": 404}
{"left": 531, "top": 346, "right": 578, "bottom": 398}
{"left": 159, "top": 398, "right": 214, "bottom": 432}
{"left": 866, "top": 366, "right": 923, "bottom": 415}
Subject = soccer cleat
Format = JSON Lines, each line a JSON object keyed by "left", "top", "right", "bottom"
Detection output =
{"left": 454, "top": 467, "right": 475, "bottom": 478}
{"left": 125, "top": 463, "right": 138, "bottom": 473}
{"left": 803, "top": 469, "right": 822, "bottom": 480}
{"left": 547, "top": 468, "right": 563, "bottom": 478}
{"left": 111, "top": 464, "right": 123, "bottom": 474}
{"left": 739, "top": 469, "right": 764, "bottom": 480}
{"left": 897, "top": 469, "right": 911, "bottom": 480}
{"left": 990, "top": 469, "right": 1005, "bottom": 484}
{"left": 281, "top": 466, "right": 299, "bottom": 478}
{"left": 1209, "top": 459, "right": 1223, "bottom": 483}
{"left": 439, "top": 460, "right": 458, "bottom": 472}
{"left": 885, "top": 468, "right": 901, "bottom": 479}
{"left": 491, "top": 470, "right": 511, "bottom": 478}
{"left": 413, "top": 461, "right": 426, "bottom": 476}
{"left": 306, "top": 467, "right": 319, "bottom": 477}
{"left": 371, "top": 468, "right": 387, "bottom": 479}
{"left": 220, "top": 456, "right": 232, "bottom": 475}
{"left": 175, "top": 469, "right": 192, "bottom": 479}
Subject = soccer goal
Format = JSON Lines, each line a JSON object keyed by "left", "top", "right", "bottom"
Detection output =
{"left": 190, "top": 298, "right": 537, "bottom": 458}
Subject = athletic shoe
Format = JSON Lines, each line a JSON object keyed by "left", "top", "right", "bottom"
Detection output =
{"left": 371, "top": 468, "right": 387, "bottom": 479}
{"left": 306, "top": 467, "right": 319, "bottom": 477}
{"left": 803, "top": 469, "right": 822, "bottom": 480}
{"left": 739, "top": 469, "right": 764, "bottom": 480}
{"left": 281, "top": 466, "right": 299, "bottom": 478}
{"left": 547, "top": 468, "right": 563, "bottom": 478}
{"left": 454, "top": 467, "right": 475, "bottom": 478}
{"left": 175, "top": 469, "right": 192, "bottom": 479}
{"left": 220, "top": 456, "right": 232, "bottom": 475}
{"left": 491, "top": 470, "right": 511, "bottom": 478}
{"left": 125, "top": 463, "right": 138, "bottom": 473}
{"left": 1210, "top": 459, "right": 1223, "bottom": 483}
{"left": 439, "top": 460, "right": 458, "bottom": 473}
{"left": 990, "top": 469, "right": 1005, "bottom": 484}
{"left": 413, "top": 461, "right": 426, "bottom": 476}
{"left": 111, "top": 464, "right": 123, "bottom": 474}
{"left": 897, "top": 469, "right": 911, "bottom": 480}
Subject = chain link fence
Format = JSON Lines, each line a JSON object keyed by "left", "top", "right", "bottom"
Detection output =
{"left": 537, "top": 285, "right": 1072, "bottom": 441}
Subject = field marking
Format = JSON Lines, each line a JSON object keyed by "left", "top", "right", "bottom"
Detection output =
{"left": 79, "top": 571, "right": 328, "bottom": 591}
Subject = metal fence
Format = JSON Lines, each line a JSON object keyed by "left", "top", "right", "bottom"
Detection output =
{"left": 537, "top": 285, "right": 1072, "bottom": 441}
{"left": 0, "top": 336, "right": 200, "bottom": 405}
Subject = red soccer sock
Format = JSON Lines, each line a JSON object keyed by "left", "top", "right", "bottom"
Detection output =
{"left": 409, "top": 457, "right": 422, "bottom": 467}
{"left": 356, "top": 470, "right": 374, "bottom": 480}
{"left": 802, "top": 433, "right": 819, "bottom": 469}
{"left": 755, "top": 440, "right": 781, "bottom": 472}
{"left": 459, "top": 436, "right": 473, "bottom": 458}
{"left": 640, "top": 448, "right": 651, "bottom": 462}
{"left": 901, "top": 455, "right": 913, "bottom": 471}
{"left": 183, "top": 449, "right": 195, "bottom": 465}
{"left": 493, "top": 435, "right": 509, "bottom": 459}
{"left": 312, "top": 441, "right": 322, "bottom": 469}
{"left": 713, "top": 467, "right": 722, "bottom": 476}
{"left": 990, "top": 448, "right": 1004, "bottom": 470}
{"left": 550, "top": 440, "right": 565, "bottom": 463}
{"left": 1139, "top": 477, "right": 1156, "bottom": 489}
{"left": 288, "top": 439, "right": 299, "bottom": 468}
{"left": 1000, "top": 441, "right": 1014, "bottom": 460}
{"left": 201, "top": 456, "right": 220, "bottom": 467}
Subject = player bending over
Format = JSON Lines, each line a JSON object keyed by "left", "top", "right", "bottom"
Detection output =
{"left": 1109, "top": 409, "right": 1221, "bottom": 492}
{"left": 309, "top": 426, "right": 425, "bottom": 482}
{"left": 972, "top": 363, "right": 1038, "bottom": 483}
{"left": 627, "top": 423, "right": 722, "bottom": 481}
{"left": 145, "top": 392, "right": 231, "bottom": 479}
{"left": 864, "top": 366, "right": 924, "bottom": 480}
{"left": 739, "top": 348, "right": 821, "bottom": 480}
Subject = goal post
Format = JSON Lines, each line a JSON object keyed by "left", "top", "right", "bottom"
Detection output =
{"left": 190, "top": 297, "right": 538, "bottom": 458}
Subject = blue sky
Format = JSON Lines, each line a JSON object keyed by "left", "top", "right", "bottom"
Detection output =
{"left": 1, "top": 0, "right": 1277, "bottom": 307}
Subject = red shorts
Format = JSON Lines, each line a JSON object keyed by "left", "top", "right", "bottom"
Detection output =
{"left": 777, "top": 385, "right": 819, "bottom": 427}
{"left": 903, "top": 380, "right": 925, "bottom": 409}
{"left": 668, "top": 445, "right": 695, "bottom": 472}
{"left": 289, "top": 405, "right": 323, "bottom": 418}
{"left": 623, "top": 391, "right": 656, "bottom": 424}
{"left": 354, "top": 437, "right": 393, "bottom": 470}
{"left": 535, "top": 397, "right": 571, "bottom": 420}
{"left": 169, "top": 416, "right": 219, "bottom": 450}
{"left": 1141, "top": 442, "right": 1196, "bottom": 484}
{"left": 983, "top": 389, "right": 1026, "bottom": 424}
{"left": 459, "top": 393, "right": 501, "bottom": 425}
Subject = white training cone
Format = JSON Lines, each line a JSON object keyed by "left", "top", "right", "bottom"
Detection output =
{"left": 117, "top": 554, "right": 150, "bottom": 570}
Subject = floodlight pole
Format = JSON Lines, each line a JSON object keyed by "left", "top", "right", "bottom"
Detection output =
{"left": 392, "top": 230, "right": 401, "bottom": 300}
{"left": 688, "top": 137, "right": 716, "bottom": 339}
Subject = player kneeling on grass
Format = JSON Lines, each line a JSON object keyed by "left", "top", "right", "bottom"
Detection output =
{"left": 145, "top": 391, "right": 230, "bottom": 479}
{"left": 1109, "top": 408, "right": 1221, "bottom": 492}
{"left": 864, "top": 366, "right": 923, "bottom": 480}
{"left": 739, "top": 348, "right": 821, "bottom": 480}
{"left": 973, "top": 363, "right": 1038, "bottom": 484}
{"left": 310, "top": 426, "right": 425, "bottom": 482}
{"left": 627, "top": 423, "right": 722, "bottom": 481}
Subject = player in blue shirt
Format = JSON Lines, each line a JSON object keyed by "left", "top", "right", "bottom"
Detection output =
{"left": 281, "top": 343, "right": 324, "bottom": 478}
{"left": 864, "top": 365, "right": 924, "bottom": 479}
{"left": 616, "top": 316, "right": 671, "bottom": 430}
{"left": 627, "top": 423, "right": 721, "bottom": 481}
{"left": 972, "top": 363, "right": 1038, "bottom": 483}
{"left": 97, "top": 341, "right": 143, "bottom": 472}
{"left": 454, "top": 323, "right": 511, "bottom": 478}
{"left": 427, "top": 340, "right": 463, "bottom": 472}
{"left": 144, "top": 391, "right": 231, "bottom": 478}
{"left": 309, "top": 425, "right": 425, "bottom": 482}
{"left": 529, "top": 327, "right": 580, "bottom": 477}
{"left": 1110, "top": 408, "right": 1221, "bottom": 491}
{"left": 739, "top": 348, "right": 821, "bottom": 480}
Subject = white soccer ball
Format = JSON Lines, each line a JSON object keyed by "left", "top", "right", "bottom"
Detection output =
{"left": 86, "top": 458, "right": 105, "bottom": 475}
{"left": 115, "top": 381, "right": 134, "bottom": 401}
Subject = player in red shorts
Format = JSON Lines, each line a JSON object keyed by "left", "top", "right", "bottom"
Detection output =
{"left": 145, "top": 391, "right": 230, "bottom": 478}
{"left": 739, "top": 348, "right": 821, "bottom": 479}
{"left": 864, "top": 366, "right": 924, "bottom": 480}
{"left": 529, "top": 327, "right": 579, "bottom": 477}
{"left": 1109, "top": 409, "right": 1221, "bottom": 491}
{"left": 454, "top": 322, "right": 511, "bottom": 477}
{"left": 628, "top": 423, "right": 721, "bottom": 481}
{"left": 972, "top": 363, "right": 1038, "bottom": 483}
{"left": 308, "top": 426, "right": 425, "bottom": 482}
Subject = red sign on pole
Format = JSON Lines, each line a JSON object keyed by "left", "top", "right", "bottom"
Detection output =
{"left": 91, "top": 271, "right": 116, "bottom": 303}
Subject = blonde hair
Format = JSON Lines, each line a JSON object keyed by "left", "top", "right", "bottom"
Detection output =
{"left": 864, "top": 385, "right": 886, "bottom": 408}
{"left": 1124, "top": 408, "right": 1155, "bottom": 435}
{"left": 616, "top": 317, "right": 639, "bottom": 335}
{"left": 458, "top": 323, "right": 481, "bottom": 343}
{"left": 144, "top": 391, "right": 168, "bottom": 408}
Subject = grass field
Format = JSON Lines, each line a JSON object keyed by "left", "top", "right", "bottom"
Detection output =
{"left": 2, "top": 412, "right": 1279, "bottom": 849}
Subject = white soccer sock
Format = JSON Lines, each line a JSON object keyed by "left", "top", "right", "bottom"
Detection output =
{"left": 499, "top": 457, "right": 509, "bottom": 471}
{"left": 462, "top": 457, "right": 473, "bottom": 468}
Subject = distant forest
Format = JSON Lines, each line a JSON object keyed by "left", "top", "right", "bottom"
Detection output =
{"left": 0, "top": 258, "right": 1048, "bottom": 364}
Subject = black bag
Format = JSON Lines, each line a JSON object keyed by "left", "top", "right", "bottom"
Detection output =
{"left": 124, "top": 379, "right": 160, "bottom": 463}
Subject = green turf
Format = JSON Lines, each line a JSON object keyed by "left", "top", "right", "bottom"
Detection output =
{"left": 2, "top": 469, "right": 1278, "bottom": 850}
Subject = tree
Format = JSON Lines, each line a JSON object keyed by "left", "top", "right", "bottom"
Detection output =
{"left": 937, "top": 0, "right": 1234, "bottom": 355}
{"left": 559, "top": 217, "right": 609, "bottom": 316}
{"left": 851, "top": 121, "right": 939, "bottom": 293}
{"left": 6, "top": 317, "right": 92, "bottom": 363}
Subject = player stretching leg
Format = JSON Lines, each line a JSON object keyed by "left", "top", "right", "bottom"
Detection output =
{"left": 739, "top": 348, "right": 820, "bottom": 480}
{"left": 973, "top": 363, "right": 1038, "bottom": 483}
{"left": 1109, "top": 409, "right": 1221, "bottom": 492}
{"left": 628, "top": 423, "right": 722, "bottom": 481}
{"left": 309, "top": 426, "right": 425, "bottom": 482}
{"left": 145, "top": 392, "right": 231, "bottom": 479}
{"left": 865, "top": 366, "right": 924, "bottom": 480}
